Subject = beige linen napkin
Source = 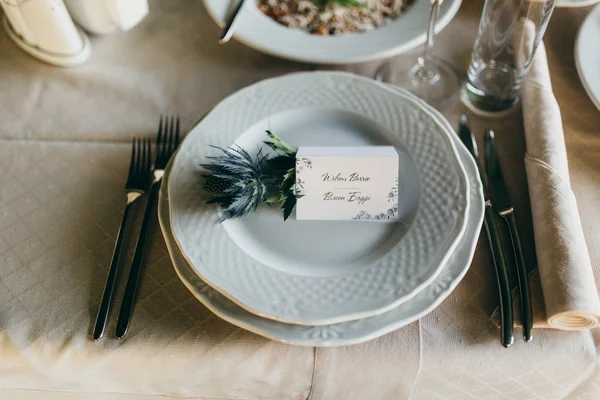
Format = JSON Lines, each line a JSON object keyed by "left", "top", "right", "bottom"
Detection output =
{"left": 517, "top": 42, "right": 600, "bottom": 330}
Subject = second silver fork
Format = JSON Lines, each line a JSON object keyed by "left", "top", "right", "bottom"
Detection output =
{"left": 115, "top": 115, "right": 180, "bottom": 339}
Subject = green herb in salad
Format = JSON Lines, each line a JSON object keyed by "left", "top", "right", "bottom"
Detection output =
{"left": 317, "top": 0, "right": 366, "bottom": 8}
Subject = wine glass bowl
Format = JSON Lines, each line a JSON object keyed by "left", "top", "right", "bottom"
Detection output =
{"left": 375, "top": 0, "right": 460, "bottom": 110}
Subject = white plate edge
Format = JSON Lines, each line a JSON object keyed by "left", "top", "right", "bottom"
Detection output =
{"left": 574, "top": 4, "right": 600, "bottom": 112}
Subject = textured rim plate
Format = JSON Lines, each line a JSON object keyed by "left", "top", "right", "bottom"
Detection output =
{"left": 159, "top": 89, "right": 484, "bottom": 346}
{"left": 168, "top": 72, "right": 470, "bottom": 325}
{"left": 557, "top": 0, "right": 600, "bottom": 7}
{"left": 202, "top": 0, "right": 462, "bottom": 64}
{"left": 575, "top": 3, "right": 600, "bottom": 111}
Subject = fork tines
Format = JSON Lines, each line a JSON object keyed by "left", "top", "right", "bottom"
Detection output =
{"left": 127, "top": 137, "right": 153, "bottom": 192}
{"left": 156, "top": 115, "right": 180, "bottom": 170}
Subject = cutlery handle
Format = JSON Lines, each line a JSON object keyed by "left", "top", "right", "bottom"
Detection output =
{"left": 116, "top": 181, "right": 160, "bottom": 339}
{"left": 503, "top": 213, "right": 533, "bottom": 342}
{"left": 93, "top": 202, "right": 133, "bottom": 340}
{"left": 483, "top": 203, "right": 514, "bottom": 348}
{"left": 219, "top": 0, "right": 245, "bottom": 44}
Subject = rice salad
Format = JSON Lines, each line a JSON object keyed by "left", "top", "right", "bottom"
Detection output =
{"left": 257, "top": 0, "right": 415, "bottom": 36}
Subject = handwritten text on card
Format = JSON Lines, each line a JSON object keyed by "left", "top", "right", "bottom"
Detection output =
{"left": 295, "top": 147, "right": 399, "bottom": 221}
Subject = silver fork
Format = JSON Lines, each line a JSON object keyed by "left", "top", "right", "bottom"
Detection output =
{"left": 94, "top": 138, "right": 152, "bottom": 341}
{"left": 116, "top": 115, "right": 180, "bottom": 339}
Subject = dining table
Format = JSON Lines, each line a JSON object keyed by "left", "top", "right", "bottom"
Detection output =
{"left": 0, "top": 1, "right": 599, "bottom": 399}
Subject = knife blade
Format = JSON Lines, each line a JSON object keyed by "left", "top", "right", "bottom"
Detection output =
{"left": 458, "top": 114, "right": 514, "bottom": 348}
{"left": 484, "top": 129, "right": 533, "bottom": 342}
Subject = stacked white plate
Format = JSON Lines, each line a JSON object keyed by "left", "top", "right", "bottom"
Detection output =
{"left": 575, "top": 3, "right": 600, "bottom": 112}
{"left": 557, "top": 0, "right": 600, "bottom": 7}
{"left": 158, "top": 72, "right": 484, "bottom": 346}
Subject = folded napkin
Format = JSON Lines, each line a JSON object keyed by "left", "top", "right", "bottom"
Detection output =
{"left": 500, "top": 41, "right": 600, "bottom": 330}
{"left": 523, "top": 42, "right": 600, "bottom": 330}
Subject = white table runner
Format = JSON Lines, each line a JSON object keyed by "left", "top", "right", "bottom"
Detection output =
{"left": 0, "top": 140, "right": 313, "bottom": 399}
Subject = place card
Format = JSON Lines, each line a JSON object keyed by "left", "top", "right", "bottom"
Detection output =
{"left": 295, "top": 146, "right": 399, "bottom": 221}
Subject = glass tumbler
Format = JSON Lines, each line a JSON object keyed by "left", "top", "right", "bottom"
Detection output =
{"left": 464, "top": 0, "right": 556, "bottom": 113}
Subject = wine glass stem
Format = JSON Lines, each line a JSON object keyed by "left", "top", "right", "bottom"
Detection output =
{"left": 416, "top": 0, "right": 442, "bottom": 82}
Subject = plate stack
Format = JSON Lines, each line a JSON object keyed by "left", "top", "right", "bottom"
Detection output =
{"left": 158, "top": 72, "right": 485, "bottom": 347}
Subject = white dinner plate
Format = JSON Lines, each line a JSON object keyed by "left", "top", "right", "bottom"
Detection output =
{"left": 203, "top": 0, "right": 462, "bottom": 64}
{"left": 575, "top": 3, "right": 600, "bottom": 111}
{"left": 557, "top": 0, "right": 600, "bottom": 7}
{"left": 159, "top": 87, "right": 485, "bottom": 346}
{"left": 168, "top": 72, "right": 470, "bottom": 325}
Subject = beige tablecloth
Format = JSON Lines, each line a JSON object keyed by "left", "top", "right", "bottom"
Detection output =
{"left": 0, "top": 1, "right": 599, "bottom": 399}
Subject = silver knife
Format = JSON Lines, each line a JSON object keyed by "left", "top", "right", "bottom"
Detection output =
{"left": 458, "top": 115, "right": 514, "bottom": 348}
{"left": 484, "top": 129, "right": 533, "bottom": 342}
{"left": 219, "top": 0, "right": 246, "bottom": 44}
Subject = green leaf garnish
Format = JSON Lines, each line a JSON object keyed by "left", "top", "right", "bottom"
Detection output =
{"left": 318, "top": 0, "right": 366, "bottom": 8}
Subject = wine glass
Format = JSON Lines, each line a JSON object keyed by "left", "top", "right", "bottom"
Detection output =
{"left": 376, "top": 0, "right": 460, "bottom": 109}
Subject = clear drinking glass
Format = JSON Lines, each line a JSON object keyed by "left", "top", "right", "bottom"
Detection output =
{"left": 464, "top": 0, "right": 556, "bottom": 113}
{"left": 376, "top": 0, "right": 460, "bottom": 109}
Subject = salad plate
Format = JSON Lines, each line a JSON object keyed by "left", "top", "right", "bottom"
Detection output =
{"left": 167, "top": 72, "right": 470, "bottom": 325}
{"left": 575, "top": 3, "right": 600, "bottom": 112}
{"left": 203, "top": 0, "right": 462, "bottom": 64}
{"left": 159, "top": 85, "right": 484, "bottom": 346}
{"left": 556, "top": 0, "right": 600, "bottom": 8}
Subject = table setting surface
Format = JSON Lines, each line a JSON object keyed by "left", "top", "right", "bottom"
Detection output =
{"left": 0, "top": 1, "right": 600, "bottom": 400}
